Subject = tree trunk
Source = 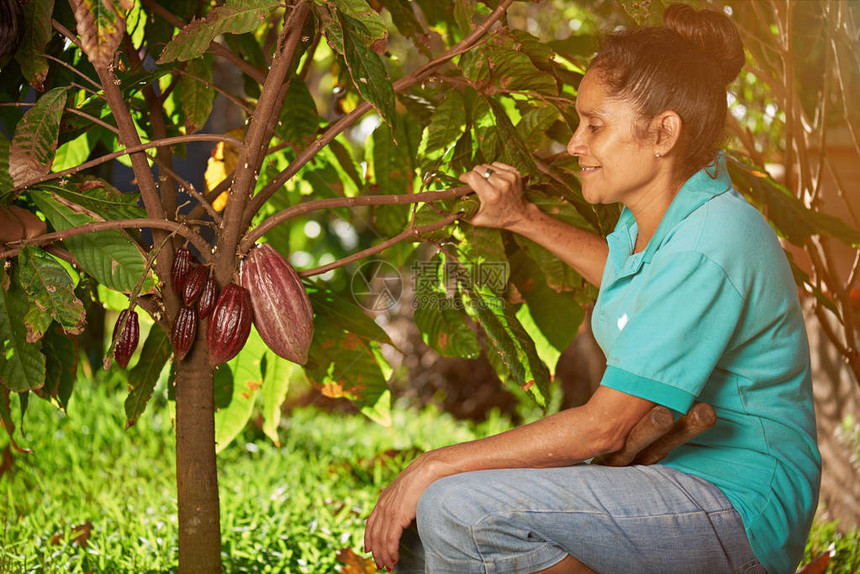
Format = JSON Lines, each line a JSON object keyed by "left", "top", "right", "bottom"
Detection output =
{"left": 175, "top": 337, "right": 221, "bottom": 572}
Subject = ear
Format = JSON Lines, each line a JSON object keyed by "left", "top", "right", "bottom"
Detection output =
{"left": 652, "top": 111, "right": 682, "bottom": 157}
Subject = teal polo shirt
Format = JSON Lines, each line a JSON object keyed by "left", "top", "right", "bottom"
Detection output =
{"left": 592, "top": 154, "right": 821, "bottom": 574}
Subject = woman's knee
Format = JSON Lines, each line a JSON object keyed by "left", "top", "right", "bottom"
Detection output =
{"left": 415, "top": 474, "right": 484, "bottom": 554}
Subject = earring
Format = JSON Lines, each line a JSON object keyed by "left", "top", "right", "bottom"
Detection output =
{"left": 655, "top": 152, "right": 661, "bottom": 158}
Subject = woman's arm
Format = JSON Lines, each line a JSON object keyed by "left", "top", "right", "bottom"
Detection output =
{"left": 460, "top": 162, "right": 609, "bottom": 287}
{"left": 364, "top": 386, "right": 655, "bottom": 570}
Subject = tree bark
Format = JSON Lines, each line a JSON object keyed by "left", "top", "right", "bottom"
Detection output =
{"left": 175, "top": 335, "right": 221, "bottom": 572}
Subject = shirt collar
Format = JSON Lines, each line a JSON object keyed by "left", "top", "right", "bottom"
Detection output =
{"left": 609, "top": 152, "right": 733, "bottom": 270}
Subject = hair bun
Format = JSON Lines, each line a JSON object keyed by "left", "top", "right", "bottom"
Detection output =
{"left": 663, "top": 3, "right": 745, "bottom": 85}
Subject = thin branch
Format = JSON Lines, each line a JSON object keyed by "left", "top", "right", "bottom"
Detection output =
{"left": 44, "top": 54, "right": 101, "bottom": 90}
{"left": 11, "top": 134, "right": 243, "bottom": 192}
{"left": 240, "top": 185, "right": 473, "bottom": 252}
{"left": 299, "top": 211, "right": 464, "bottom": 278}
{"left": 0, "top": 218, "right": 211, "bottom": 260}
{"left": 64, "top": 107, "right": 118, "bottom": 133}
{"left": 51, "top": 19, "right": 83, "bottom": 51}
{"left": 248, "top": 0, "right": 517, "bottom": 221}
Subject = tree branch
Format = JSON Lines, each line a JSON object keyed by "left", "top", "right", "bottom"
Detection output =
{"left": 246, "top": 0, "right": 516, "bottom": 221}
{"left": 299, "top": 211, "right": 465, "bottom": 278}
{"left": 0, "top": 218, "right": 211, "bottom": 260}
{"left": 217, "top": 1, "right": 311, "bottom": 285}
{"left": 240, "top": 185, "right": 473, "bottom": 252}
{"left": 11, "top": 134, "right": 243, "bottom": 192}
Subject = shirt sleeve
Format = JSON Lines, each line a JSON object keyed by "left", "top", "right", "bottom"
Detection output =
{"left": 600, "top": 250, "right": 745, "bottom": 413}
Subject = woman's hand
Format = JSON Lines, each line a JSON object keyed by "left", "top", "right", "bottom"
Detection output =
{"left": 459, "top": 162, "right": 534, "bottom": 230}
{"left": 364, "top": 453, "right": 442, "bottom": 571}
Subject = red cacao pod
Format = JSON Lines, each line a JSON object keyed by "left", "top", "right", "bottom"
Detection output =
{"left": 206, "top": 284, "right": 253, "bottom": 365}
{"left": 241, "top": 243, "right": 314, "bottom": 365}
{"left": 183, "top": 265, "right": 209, "bottom": 306}
{"left": 113, "top": 309, "right": 139, "bottom": 369}
{"left": 197, "top": 277, "right": 218, "bottom": 319}
{"left": 172, "top": 305, "right": 198, "bottom": 360}
{"left": 171, "top": 247, "right": 193, "bottom": 294}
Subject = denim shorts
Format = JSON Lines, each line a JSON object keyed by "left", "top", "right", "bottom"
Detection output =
{"left": 396, "top": 464, "right": 766, "bottom": 574}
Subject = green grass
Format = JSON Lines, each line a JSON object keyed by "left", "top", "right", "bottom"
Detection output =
{"left": 0, "top": 369, "right": 510, "bottom": 573}
{"left": 1, "top": 369, "right": 858, "bottom": 573}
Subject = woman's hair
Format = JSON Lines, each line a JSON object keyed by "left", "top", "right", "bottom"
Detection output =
{"left": 588, "top": 4, "right": 745, "bottom": 174}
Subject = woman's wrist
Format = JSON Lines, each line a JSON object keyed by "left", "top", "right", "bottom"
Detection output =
{"left": 506, "top": 202, "right": 545, "bottom": 236}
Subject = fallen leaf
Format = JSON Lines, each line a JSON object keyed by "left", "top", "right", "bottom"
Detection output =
{"left": 336, "top": 547, "right": 377, "bottom": 574}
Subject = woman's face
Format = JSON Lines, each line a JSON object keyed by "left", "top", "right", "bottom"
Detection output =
{"left": 567, "top": 71, "right": 659, "bottom": 206}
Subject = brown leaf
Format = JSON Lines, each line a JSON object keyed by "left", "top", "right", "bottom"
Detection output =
{"left": 68, "top": 0, "right": 133, "bottom": 68}
{"left": 336, "top": 547, "right": 377, "bottom": 574}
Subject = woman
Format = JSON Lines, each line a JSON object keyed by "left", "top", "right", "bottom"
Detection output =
{"left": 364, "top": 5, "right": 821, "bottom": 573}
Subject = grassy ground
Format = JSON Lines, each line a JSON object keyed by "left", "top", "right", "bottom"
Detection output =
{"left": 1, "top": 368, "right": 858, "bottom": 573}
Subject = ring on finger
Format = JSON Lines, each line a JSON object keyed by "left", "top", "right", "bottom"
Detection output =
{"left": 482, "top": 167, "right": 494, "bottom": 180}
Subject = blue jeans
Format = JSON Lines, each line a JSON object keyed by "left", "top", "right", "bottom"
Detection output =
{"left": 396, "top": 464, "right": 766, "bottom": 574}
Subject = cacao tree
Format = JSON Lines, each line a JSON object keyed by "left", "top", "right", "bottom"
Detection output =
{"left": 1, "top": 0, "right": 858, "bottom": 570}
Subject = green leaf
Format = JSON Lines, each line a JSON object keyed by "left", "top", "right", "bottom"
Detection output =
{"left": 0, "top": 266, "right": 46, "bottom": 392}
{"left": 124, "top": 325, "right": 171, "bottom": 427}
{"left": 508, "top": 248, "right": 583, "bottom": 354}
{"left": 35, "top": 326, "right": 77, "bottom": 411}
{"left": 482, "top": 97, "right": 539, "bottom": 177}
{"left": 157, "top": 0, "right": 281, "bottom": 64}
{"left": 487, "top": 47, "right": 558, "bottom": 95}
{"left": 464, "top": 284, "right": 550, "bottom": 409}
{"left": 214, "top": 326, "right": 266, "bottom": 452}
{"left": 329, "top": 138, "right": 364, "bottom": 193}
{"left": 411, "top": 260, "right": 481, "bottom": 359}
{"left": 30, "top": 189, "right": 153, "bottom": 293}
{"left": 15, "top": 0, "right": 55, "bottom": 91}
{"left": 179, "top": 55, "right": 215, "bottom": 134}
{"left": 338, "top": 11, "right": 396, "bottom": 128}
{"left": 276, "top": 76, "right": 320, "bottom": 146}
{"left": 453, "top": 0, "right": 476, "bottom": 34}
{"left": 37, "top": 181, "right": 146, "bottom": 221}
{"left": 17, "top": 246, "right": 87, "bottom": 342}
{"left": 511, "top": 191, "right": 593, "bottom": 292}
{"left": 375, "top": 0, "right": 423, "bottom": 41}
{"left": 370, "top": 117, "right": 422, "bottom": 236}
{"left": 419, "top": 90, "right": 466, "bottom": 169}
{"left": 308, "top": 287, "right": 395, "bottom": 347}
{"left": 9, "top": 87, "right": 67, "bottom": 187}
{"left": 69, "top": 0, "right": 133, "bottom": 68}
{"left": 303, "top": 319, "right": 391, "bottom": 427}
{"left": 515, "top": 303, "right": 561, "bottom": 376}
{"left": 334, "top": 0, "right": 389, "bottom": 53}
{"left": 456, "top": 226, "right": 510, "bottom": 295}
{"left": 53, "top": 132, "right": 93, "bottom": 172}
{"left": 517, "top": 105, "right": 560, "bottom": 150}
{"left": 261, "top": 353, "right": 297, "bottom": 446}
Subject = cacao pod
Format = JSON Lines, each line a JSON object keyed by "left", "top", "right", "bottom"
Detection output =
{"left": 206, "top": 284, "right": 253, "bottom": 365}
{"left": 172, "top": 305, "right": 198, "bottom": 360}
{"left": 183, "top": 265, "right": 209, "bottom": 306}
{"left": 198, "top": 277, "right": 218, "bottom": 319}
{"left": 113, "top": 309, "right": 139, "bottom": 369}
{"left": 241, "top": 243, "right": 314, "bottom": 365}
{"left": 171, "top": 247, "right": 193, "bottom": 294}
